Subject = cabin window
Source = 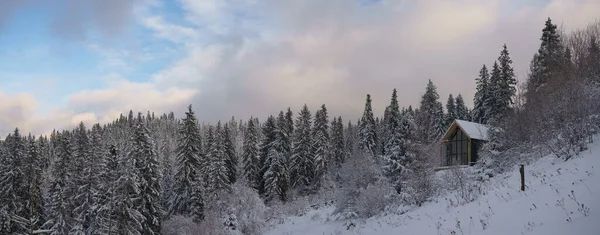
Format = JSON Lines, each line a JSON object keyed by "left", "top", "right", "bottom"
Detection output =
{"left": 446, "top": 128, "right": 468, "bottom": 165}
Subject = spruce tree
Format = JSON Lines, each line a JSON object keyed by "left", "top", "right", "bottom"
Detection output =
{"left": 312, "top": 104, "right": 330, "bottom": 189}
{"left": 208, "top": 122, "right": 230, "bottom": 194}
{"left": 473, "top": 65, "right": 490, "bottom": 123}
{"left": 263, "top": 115, "right": 290, "bottom": 203}
{"left": 444, "top": 94, "right": 457, "bottom": 129}
{"left": 45, "top": 132, "right": 74, "bottom": 235}
{"left": 415, "top": 80, "right": 444, "bottom": 143}
{"left": 0, "top": 128, "right": 28, "bottom": 233}
{"left": 129, "top": 121, "right": 162, "bottom": 235}
{"left": 21, "top": 134, "right": 44, "bottom": 233}
{"left": 112, "top": 144, "right": 144, "bottom": 235}
{"left": 171, "top": 105, "right": 204, "bottom": 220}
{"left": 497, "top": 44, "right": 517, "bottom": 115}
{"left": 71, "top": 122, "right": 97, "bottom": 235}
{"left": 242, "top": 117, "right": 260, "bottom": 189}
{"left": 330, "top": 117, "right": 346, "bottom": 168}
{"left": 223, "top": 123, "right": 238, "bottom": 185}
{"left": 383, "top": 89, "right": 412, "bottom": 193}
{"left": 358, "top": 94, "right": 377, "bottom": 157}
{"left": 527, "top": 17, "right": 564, "bottom": 96}
{"left": 454, "top": 94, "right": 469, "bottom": 121}
{"left": 485, "top": 61, "right": 502, "bottom": 124}
{"left": 289, "top": 105, "right": 314, "bottom": 195}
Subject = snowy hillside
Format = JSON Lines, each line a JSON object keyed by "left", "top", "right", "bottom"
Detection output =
{"left": 265, "top": 136, "right": 600, "bottom": 235}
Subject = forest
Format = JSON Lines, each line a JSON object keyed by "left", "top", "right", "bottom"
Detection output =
{"left": 0, "top": 18, "right": 599, "bottom": 235}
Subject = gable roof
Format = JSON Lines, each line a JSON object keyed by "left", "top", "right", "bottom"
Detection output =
{"left": 442, "top": 119, "right": 489, "bottom": 141}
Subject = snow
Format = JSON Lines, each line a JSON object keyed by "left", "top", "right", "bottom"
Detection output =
{"left": 455, "top": 119, "right": 489, "bottom": 141}
{"left": 264, "top": 136, "right": 600, "bottom": 235}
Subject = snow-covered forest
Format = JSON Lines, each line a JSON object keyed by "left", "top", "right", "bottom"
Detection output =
{"left": 1, "top": 18, "right": 599, "bottom": 235}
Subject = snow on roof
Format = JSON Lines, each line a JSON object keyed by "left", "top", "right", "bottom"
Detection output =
{"left": 455, "top": 119, "right": 489, "bottom": 141}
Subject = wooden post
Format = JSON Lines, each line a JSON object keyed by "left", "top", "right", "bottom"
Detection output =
{"left": 520, "top": 164, "right": 525, "bottom": 191}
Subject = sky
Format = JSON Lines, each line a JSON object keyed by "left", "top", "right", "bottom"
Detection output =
{"left": 1, "top": 0, "right": 599, "bottom": 137}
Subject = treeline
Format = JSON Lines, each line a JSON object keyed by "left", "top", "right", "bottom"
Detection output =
{"left": 0, "top": 17, "right": 598, "bottom": 235}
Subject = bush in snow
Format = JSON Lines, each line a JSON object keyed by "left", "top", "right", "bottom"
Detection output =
{"left": 206, "top": 182, "right": 268, "bottom": 235}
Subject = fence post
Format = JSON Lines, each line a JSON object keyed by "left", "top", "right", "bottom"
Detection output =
{"left": 520, "top": 164, "right": 525, "bottom": 191}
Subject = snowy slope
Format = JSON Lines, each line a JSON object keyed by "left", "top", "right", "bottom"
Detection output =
{"left": 265, "top": 137, "right": 600, "bottom": 235}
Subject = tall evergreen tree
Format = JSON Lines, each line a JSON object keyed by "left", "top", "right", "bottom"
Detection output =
{"left": 585, "top": 35, "right": 600, "bottom": 82}
{"left": 312, "top": 104, "right": 330, "bottom": 189}
{"left": 330, "top": 117, "right": 346, "bottom": 168}
{"left": 497, "top": 44, "right": 517, "bottom": 115}
{"left": 22, "top": 134, "right": 44, "bottom": 233}
{"left": 242, "top": 117, "right": 260, "bottom": 189}
{"left": 263, "top": 114, "right": 290, "bottom": 203}
{"left": 454, "top": 94, "right": 469, "bottom": 121}
{"left": 0, "top": 128, "right": 28, "bottom": 233}
{"left": 444, "top": 94, "right": 457, "bottom": 129}
{"left": 358, "top": 94, "right": 377, "bottom": 157}
{"left": 129, "top": 121, "right": 162, "bottom": 235}
{"left": 527, "top": 17, "right": 564, "bottom": 97}
{"left": 289, "top": 105, "right": 314, "bottom": 195}
{"left": 485, "top": 61, "right": 502, "bottom": 124}
{"left": 473, "top": 65, "right": 490, "bottom": 123}
{"left": 383, "top": 89, "right": 412, "bottom": 193}
{"left": 45, "top": 132, "right": 74, "bottom": 235}
{"left": 71, "top": 122, "right": 97, "bottom": 235}
{"left": 223, "top": 123, "right": 237, "bottom": 185}
{"left": 112, "top": 143, "right": 144, "bottom": 235}
{"left": 415, "top": 80, "right": 444, "bottom": 143}
{"left": 170, "top": 105, "right": 204, "bottom": 220}
{"left": 208, "top": 122, "right": 230, "bottom": 194}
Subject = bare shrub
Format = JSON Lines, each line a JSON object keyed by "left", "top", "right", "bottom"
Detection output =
{"left": 400, "top": 142, "right": 437, "bottom": 206}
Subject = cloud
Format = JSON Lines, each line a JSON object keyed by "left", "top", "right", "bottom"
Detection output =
{"left": 138, "top": 0, "right": 600, "bottom": 123}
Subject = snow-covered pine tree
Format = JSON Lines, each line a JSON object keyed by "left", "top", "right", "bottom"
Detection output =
{"left": 383, "top": 89, "right": 412, "bottom": 193}
{"left": 444, "top": 94, "right": 457, "bottom": 129}
{"left": 358, "top": 94, "right": 377, "bottom": 157}
{"left": 208, "top": 122, "right": 230, "bottom": 195}
{"left": 258, "top": 116, "right": 278, "bottom": 196}
{"left": 497, "top": 44, "right": 517, "bottom": 116}
{"left": 527, "top": 17, "right": 564, "bottom": 98}
{"left": 485, "top": 61, "right": 502, "bottom": 124}
{"left": 129, "top": 120, "right": 162, "bottom": 235}
{"left": 171, "top": 105, "right": 204, "bottom": 220}
{"left": 473, "top": 64, "right": 490, "bottom": 124}
{"left": 44, "top": 131, "right": 74, "bottom": 235}
{"left": 454, "top": 94, "right": 469, "bottom": 121}
{"left": 312, "top": 104, "right": 330, "bottom": 189}
{"left": 289, "top": 105, "right": 314, "bottom": 195}
{"left": 242, "top": 117, "right": 260, "bottom": 189}
{"left": 71, "top": 122, "right": 97, "bottom": 235}
{"left": 263, "top": 114, "right": 290, "bottom": 203}
{"left": 223, "top": 123, "right": 238, "bottom": 185}
{"left": 331, "top": 117, "right": 346, "bottom": 168}
{"left": 0, "top": 128, "right": 28, "bottom": 233}
{"left": 112, "top": 143, "right": 144, "bottom": 235}
{"left": 95, "top": 142, "right": 120, "bottom": 234}
{"left": 415, "top": 80, "right": 445, "bottom": 144}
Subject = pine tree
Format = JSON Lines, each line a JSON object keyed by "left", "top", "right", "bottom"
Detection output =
{"left": 263, "top": 114, "right": 290, "bottom": 203}
{"left": 344, "top": 121, "right": 356, "bottom": 156}
{"left": 242, "top": 117, "right": 260, "bottom": 189}
{"left": 497, "top": 44, "right": 517, "bottom": 115}
{"left": 383, "top": 89, "right": 412, "bottom": 193}
{"left": 585, "top": 35, "right": 600, "bottom": 82}
{"left": 444, "top": 94, "right": 457, "bottom": 129}
{"left": 112, "top": 145, "right": 144, "bottom": 235}
{"left": 20, "top": 134, "right": 44, "bottom": 233}
{"left": 312, "top": 104, "right": 330, "bottom": 189}
{"left": 473, "top": 65, "right": 490, "bottom": 123}
{"left": 71, "top": 122, "right": 97, "bottom": 235}
{"left": 129, "top": 121, "right": 162, "bottom": 235}
{"left": 454, "top": 94, "right": 469, "bottom": 121}
{"left": 485, "top": 61, "right": 502, "bottom": 124}
{"left": 358, "top": 94, "right": 377, "bottom": 157}
{"left": 289, "top": 105, "right": 314, "bottom": 195}
{"left": 330, "top": 117, "right": 346, "bottom": 168}
{"left": 170, "top": 105, "right": 204, "bottom": 220}
{"left": 223, "top": 123, "right": 238, "bottom": 185}
{"left": 45, "top": 132, "right": 74, "bottom": 235}
{"left": 527, "top": 18, "right": 564, "bottom": 97}
{"left": 415, "top": 80, "right": 444, "bottom": 143}
{"left": 0, "top": 128, "right": 28, "bottom": 233}
{"left": 96, "top": 143, "right": 120, "bottom": 234}
{"left": 208, "top": 122, "right": 230, "bottom": 194}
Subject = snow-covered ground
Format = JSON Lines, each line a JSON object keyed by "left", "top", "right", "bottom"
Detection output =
{"left": 265, "top": 137, "right": 600, "bottom": 235}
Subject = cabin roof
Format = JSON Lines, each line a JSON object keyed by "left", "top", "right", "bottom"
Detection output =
{"left": 442, "top": 119, "right": 489, "bottom": 141}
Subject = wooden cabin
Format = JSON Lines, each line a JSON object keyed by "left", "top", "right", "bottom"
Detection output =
{"left": 439, "top": 120, "right": 489, "bottom": 167}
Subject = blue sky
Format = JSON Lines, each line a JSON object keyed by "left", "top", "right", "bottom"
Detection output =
{"left": 0, "top": 0, "right": 599, "bottom": 136}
